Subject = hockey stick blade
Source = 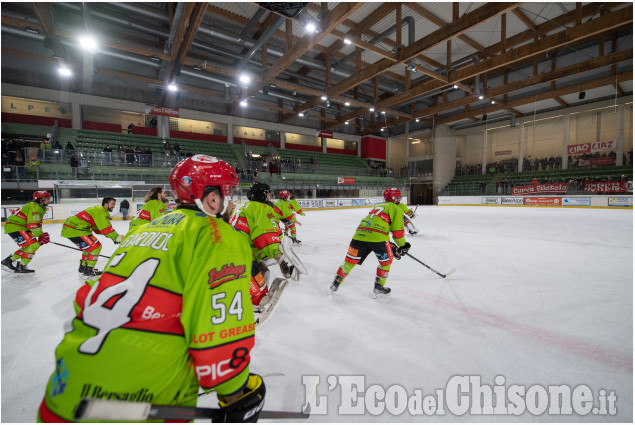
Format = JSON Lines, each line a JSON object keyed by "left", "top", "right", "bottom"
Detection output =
{"left": 74, "top": 398, "right": 309, "bottom": 421}
{"left": 443, "top": 267, "right": 457, "bottom": 278}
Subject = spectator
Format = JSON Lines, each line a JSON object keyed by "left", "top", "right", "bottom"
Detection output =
{"left": 2, "top": 153, "right": 14, "bottom": 180}
{"left": 14, "top": 154, "right": 26, "bottom": 179}
{"left": 269, "top": 160, "right": 274, "bottom": 176}
{"left": 28, "top": 156, "right": 40, "bottom": 178}
{"left": 70, "top": 154, "right": 79, "bottom": 179}
{"left": 38, "top": 138, "right": 51, "bottom": 161}
{"left": 186, "top": 150, "right": 193, "bottom": 157}
{"left": 103, "top": 144, "right": 113, "bottom": 153}
{"left": 149, "top": 116, "right": 157, "bottom": 128}
{"left": 127, "top": 123, "right": 134, "bottom": 134}
{"left": 65, "top": 141, "right": 75, "bottom": 152}
{"left": 80, "top": 156, "right": 89, "bottom": 177}
{"left": 119, "top": 199, "right": 130, "bottom": 220}
{"left": 531, "top": 177, "right": 538, "bottom": 185}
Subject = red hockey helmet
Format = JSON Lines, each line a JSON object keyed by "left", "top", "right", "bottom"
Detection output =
{"left": 279, "top": 190, "right": 290, "bottom": 200}
{"left": 383, "top": 187, "right": 401, "bottom": 203}
{"left": 33, "top": 191, "right": 51, "bottom": 200}
{"left": 169, "top": 155, "right": 238, "bottom": 205}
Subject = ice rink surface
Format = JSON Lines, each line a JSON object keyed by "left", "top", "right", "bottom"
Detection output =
{"left": 1, "top": 205, "right": 632, "bottom": 422}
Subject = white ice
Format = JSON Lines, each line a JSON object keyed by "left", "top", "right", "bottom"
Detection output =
{"left": 1, "top": 206, "right": 632, "bottom": 422}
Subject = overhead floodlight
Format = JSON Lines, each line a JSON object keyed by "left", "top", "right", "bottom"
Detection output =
{"left": 193, "top": 66, "right": 202, "bottom": 71}
{"left": 415, "top": 118, "right": 420, "bottom": 123}
{"left": 78, "top": 35, "right": 98, "bottom": 53}
{"left": 344, "top": 38, "right": 352, "bottom": 45}
{"left": 150, "top": 56, "right": 161, "bottom": 62}
{"left": 381, "top": 127, "right": 385, "bottom": 131}
{"left": 453, "top": 84, "right": 458, "bottom": 89}
{"left": 345, "top": 121, "right": 349, "bottom": 125}
{"left": 239, "top": 74, "right": 250, "bottom": 85}
{"left": 491, "top": 100, "right": 496, "bottom": 104}
{"left": 168, "top": 83, "right": 178, "bottom": 92}
{"left": 478, "top": 95, "right": 484, "bottom": 100}
{"left": 25, "top": 27, "right": 40, "bottom": 34}
{"left": 58, "top": 66, "right": 72, "bottom": 77}
{"left": 299, "top": 112, "right": 304, "bottom": 117}
{"left": 369, "top": 107, "right": 375, "bottom": 112}
{"left": 320, "top": 95, "right": 327, "bottom": 101}
{"left": 240, "top": 99, "right": 248, "bottom": 107}
{"left": 305, "top": 22, "right": 317, "bottom": 33}
{"left": 344, "top": 101, "right": 350, "bottom": 106}
{"left": 381, "top": 111, "right": 386, "bottom": 115}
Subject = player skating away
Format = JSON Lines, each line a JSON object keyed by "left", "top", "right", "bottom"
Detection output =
{"left": 230, "top": 182, "right": 295, "bottom": 316}
{"left": 126, "top": 186, "right": 168, "bottom": 233}
{"left": 39, "top": 155, "right": 266, "bottom": 423}
{"left": 60, "top": 197, "right": 123, "bottom": 277}
{"left": 399, "top": 202, "right": 419, "bottom": 235}
{"left": 2, "top": 191, "right": 51, "bottom": 273}
{"left": 330, "top": 187, "right": 411, "bottom": 297}
{"left": 289, "top": 194, "right": 305, "bottom": 217}
{"left": 273, "top": 190, "right": 301, "bottom": 244}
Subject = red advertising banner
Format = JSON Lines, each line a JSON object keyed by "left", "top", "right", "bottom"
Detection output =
{"left": 567, "top": 140, "right": 616, "bottom": 155}
{"left": 512, "top": 183, "right": 568, "bottom": 195}
{"left": 577, "top": 157, "right": 615, "bottom": 167}
{"left": 337, "top": 177, "right": 357, "bottom": 184}
{"left": 525, "top": 197, "right": 562, "bottom": 206}
{"left": 148, "top": 106, "right": 180, "bottom": 117}
{"left": 318, "top": 131, "right": 333, "bottom": 138}
{"left": 584, "top": 181, "right": 632, "bottom": 193}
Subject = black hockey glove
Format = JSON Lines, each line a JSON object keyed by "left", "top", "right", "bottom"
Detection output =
{"left": 401, "top": 242, "right": 411, "bottom": 256}
{"left": 279, "top": 260, "right": 295, "bottom": 279}
{"left": 390, "top": 242, "right": 402, "bottom": 260}
{"left": 218, "top": 373, "right": 266, "bottom": 422}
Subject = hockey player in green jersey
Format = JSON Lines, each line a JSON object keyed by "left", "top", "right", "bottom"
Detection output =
{"left": 399, "top": 202, "right": 419, "bottom": 235}
{"left": 127, "top": 186, "right": 168, "bottom": 232}
{"left": 230, "top": 182, "right": 294, "bottom": 315}
{"left": 289, "top": 194, "right": 305, "bottom": 217}
{"left": 330, "top": 187, "right": 411, "bottom": 297}
{"left": 2, "top": 191, "right": 51, "bottom": 273}
{"left": 61, "top": 198, "right": 124, "bottom": 276}
{"left": 273, "top": 190, "right": 301, "bottom": 244}
{"left": 39, "top": 155, "right": 266, "bottom": 423}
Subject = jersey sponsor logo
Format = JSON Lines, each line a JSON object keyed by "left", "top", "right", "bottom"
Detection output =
{"left": 191, "top": 323, "right": 255, "bottom": 344}
{"left": 191, "top": 340, "right": 252, "bottom": 388}
{"left": 151, "top": 213, "right": 186, "bottom": 226}
{"left": 50, "top": 357, "right": 69, "bottom": 397}
{"left": 78, "top": 384, "right": 154, "bottom": 402}
{"left": 208, "top": 263, "right": 247, "bottom": 288}
{"left": 181, "top": 176, "right": 192, "bottom": 186}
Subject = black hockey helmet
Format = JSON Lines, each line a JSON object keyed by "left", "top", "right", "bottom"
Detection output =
{"left": 247, "top": 182, "right": 273, "bottom": 203}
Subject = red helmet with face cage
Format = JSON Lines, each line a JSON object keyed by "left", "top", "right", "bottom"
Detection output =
{"left": 279, "top": 190, "right": 290, "bottom": 200}
{"left": 383, "top": 187, "right": 401, "bottom": 203}
{"left": 33, "top": 191, "right": 51, "bottom": 201}
{"left": 169, "top": 155, "right": 238, "bottom": 204}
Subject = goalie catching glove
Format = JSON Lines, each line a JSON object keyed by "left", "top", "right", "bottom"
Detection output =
{"left": 218, "top": 373, "right": 266, "bottom": 422}
{"left": 390, "top": 242, "right": 411, "bottom": 260}
{"left": 274, "top": 252, "right": 295, "bottom": 278}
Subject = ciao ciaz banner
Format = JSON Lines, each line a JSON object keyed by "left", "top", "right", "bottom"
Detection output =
{"left": 567, "top": 140, "right": 616, "bottom": 155}
{"left": 584, "top": 181, "right": 632, "bottom": 193}
{"left": 512, "top": 183, "right": 568, "bottom": 195}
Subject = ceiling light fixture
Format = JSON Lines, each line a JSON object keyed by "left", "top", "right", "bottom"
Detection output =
{"left": 491, "top": 100, "right": 496, "bottom": 104}
{"left": 344, "top": 38, "right": 352, "bottom": 45}
{"left": 193, "top": 66, "right": 202, "bottom": 71}
{"left": 78, "top": 35, "right": 98, "bottom": 53}
{"left": 240, "top": 99, "right": 248, "bottom": 107}
{"left": 344, "top": 101, "right": 350, "bottom": 106}
{"left": 320, "top": 95, "right": 327, "bottom": 101}
{"left": 453, "top": 84, "right": 458, "bottom": 89}
{"left": 345, "top": 121, "right": 349, "bottom": 125}
{"left": 381, "top": 127, "right": 385, "bottom": 131}
{"left": 58, "top": 67, "right": 72, "bottom": 77}
{"left": 25, "top": 27, "right": 40, "bottom": 34}
{"left": 415, "top": 118, "right": 420, "bottom": 123}
{"left": 369, "top": 107, "right": 375, "bottom": 112}
{"left": 305, "top": 22, "right": 317, "bottom": 33}
{"left": 239, "top": 74, "right": 250, "bottom": 85}
{"left": 299, "top": 112, "right": 304, "bottom": 117}
{"left": 150, "top": 56, "right": 160, "bottom": 62}
{"left": 168, "top": 83, "right": 178, "bottom": 92}
{"left": 478, "top": 95, "right": 484, "bottom": 100}
{"left": 381, "top": 111, "right": 386, "bottom": 115}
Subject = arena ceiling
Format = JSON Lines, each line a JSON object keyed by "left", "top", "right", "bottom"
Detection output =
{"left": 1, "top": 2, "right": 633, "bottom": 137}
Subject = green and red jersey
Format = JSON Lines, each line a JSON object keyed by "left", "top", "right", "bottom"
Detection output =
{"left": 230, "top": 201, "right": 282, "bottom": 261}
{"left": 272, "top": 199, "right": 296, "bottom": 224}
{"left": 4, "top": 201, "right": 46, "bottom": 236}
{"left": 61, "top": 205, "right": 119, "bottom": 242}
{"left": 129, "top": 199, "right": 168, "bottom": 231}
{"left": 353, "top": 201, "right": 406, "bottom": 246}
{"left": 398, "top": 202, "right": 414, "bottom": 217}
{"left": 41, "top": 208, "right": 255, "bottom": 422}
{"left": 289, "top": 199, "right": 305, "bottom": 216}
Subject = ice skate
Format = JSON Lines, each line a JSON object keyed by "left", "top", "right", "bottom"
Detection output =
{"left": 83, "top": 266, "right": 102, "bottom": 277}
{"left": 1, "top": 256, "right": 17, "bottom": 272}
{"left": 292, "top": 237, "right": 302, "bottom": 245}
{"left": 78, "top": 260, "right": 86, "bottom": 274}
{"left": 373, "top": 282, "right": 391, "bottom": 298}
{"left": 329, "top": 276, "right": 343, "bottom": 294}
{"left": 14, "top": 263, "right": 35, "bottom": 274}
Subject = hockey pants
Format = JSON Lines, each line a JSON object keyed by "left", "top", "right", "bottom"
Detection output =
{"left": 334, "top": 239, "right": 394, "bottom": 286}
{"left": 7, "top": 230, "right": 40, "bottom": 266}
{"left": 68, "top": 235, "right": 102, "bottom": 268}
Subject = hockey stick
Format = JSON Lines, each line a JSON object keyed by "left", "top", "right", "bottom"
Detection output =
{"left": 50, "top": 241, "right": 111, "bottom": 259}
{"left": 74, "top": 398, "right": 310, "bottom": 422}
{"left": 405, "top": 252, "right": 455, "bottom": 278}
